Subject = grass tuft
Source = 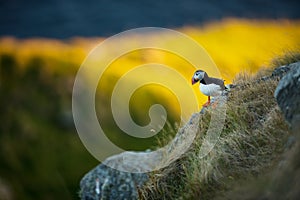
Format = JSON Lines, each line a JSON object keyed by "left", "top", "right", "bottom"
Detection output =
{"left": 271, "top": 50, "right": 300, "bottom": 68}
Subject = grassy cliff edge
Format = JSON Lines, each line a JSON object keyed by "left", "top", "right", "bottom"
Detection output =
{"left": 140, "top": 52, "right": 300, "bottom": 200}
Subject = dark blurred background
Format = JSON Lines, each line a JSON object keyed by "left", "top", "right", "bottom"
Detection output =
{"left": 0, "top": 0, "right": 300, "bottom": 38}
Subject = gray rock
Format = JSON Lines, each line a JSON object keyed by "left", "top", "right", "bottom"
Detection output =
{"left": 274, "top": 61, "right": 300, "bottom": 125}
{"left": 271, "top": 62, "right": 300, "bottom": 79}
{"left": 79, "top": 113, "right": 201, "bottom": 200}
{"left": 79, "top": 164, "right": 148, "bottom": 200}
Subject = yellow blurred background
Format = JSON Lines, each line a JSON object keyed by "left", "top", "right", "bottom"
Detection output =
{"left": 1, "top": 19, "right": 299, "bottom": 105}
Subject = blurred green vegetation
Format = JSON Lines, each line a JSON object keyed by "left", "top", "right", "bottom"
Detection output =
{"left": 0, "top": 53, "right": 99, "bottom": 199}
{"left": 0, "top": 52, "right": 179, "bottom": 199}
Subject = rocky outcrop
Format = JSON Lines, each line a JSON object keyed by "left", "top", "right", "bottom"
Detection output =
{"left": 79, "top": 164, "right": 148, "bottom": 200}
{"left": 79, "top": 113, "right": 201, "bottom": 200}
{"left": 274, "top": 62, "right": 300, "bottom": 125}
{"left": 271, "top": 62, "right": 300, "bottom": 79}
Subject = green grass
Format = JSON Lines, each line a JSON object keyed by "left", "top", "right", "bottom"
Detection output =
{"left": 139, "top": 51, "right": 300, "bottom": 199}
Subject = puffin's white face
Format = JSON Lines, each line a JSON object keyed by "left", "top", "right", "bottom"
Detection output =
{"left": 192, "top": 70, "right": 205, "bottom": 85}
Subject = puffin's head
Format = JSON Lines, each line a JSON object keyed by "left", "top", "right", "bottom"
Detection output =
{"left": 192, "top": 70, "right": 205, "bottom": 85}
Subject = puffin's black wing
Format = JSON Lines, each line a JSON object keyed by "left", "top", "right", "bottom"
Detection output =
{"left": 206, "top": 77, "right": 225, "bottom": 90}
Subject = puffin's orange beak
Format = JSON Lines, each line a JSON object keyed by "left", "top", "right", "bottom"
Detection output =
{"left": 192, "top": 78, "right": 197, "bottom": 85}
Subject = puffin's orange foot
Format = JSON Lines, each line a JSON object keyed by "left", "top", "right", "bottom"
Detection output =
{"left": 202, "top": 101, "right": 210, "bottom": 107}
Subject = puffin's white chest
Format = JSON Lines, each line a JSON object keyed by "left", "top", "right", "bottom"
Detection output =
{"left": 199, "top": 83, "right": 222, "bottom": 97}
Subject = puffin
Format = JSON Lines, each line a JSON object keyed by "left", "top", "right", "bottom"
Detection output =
{"left": 192, "top": 70, "right": 225, "bottom": 107}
